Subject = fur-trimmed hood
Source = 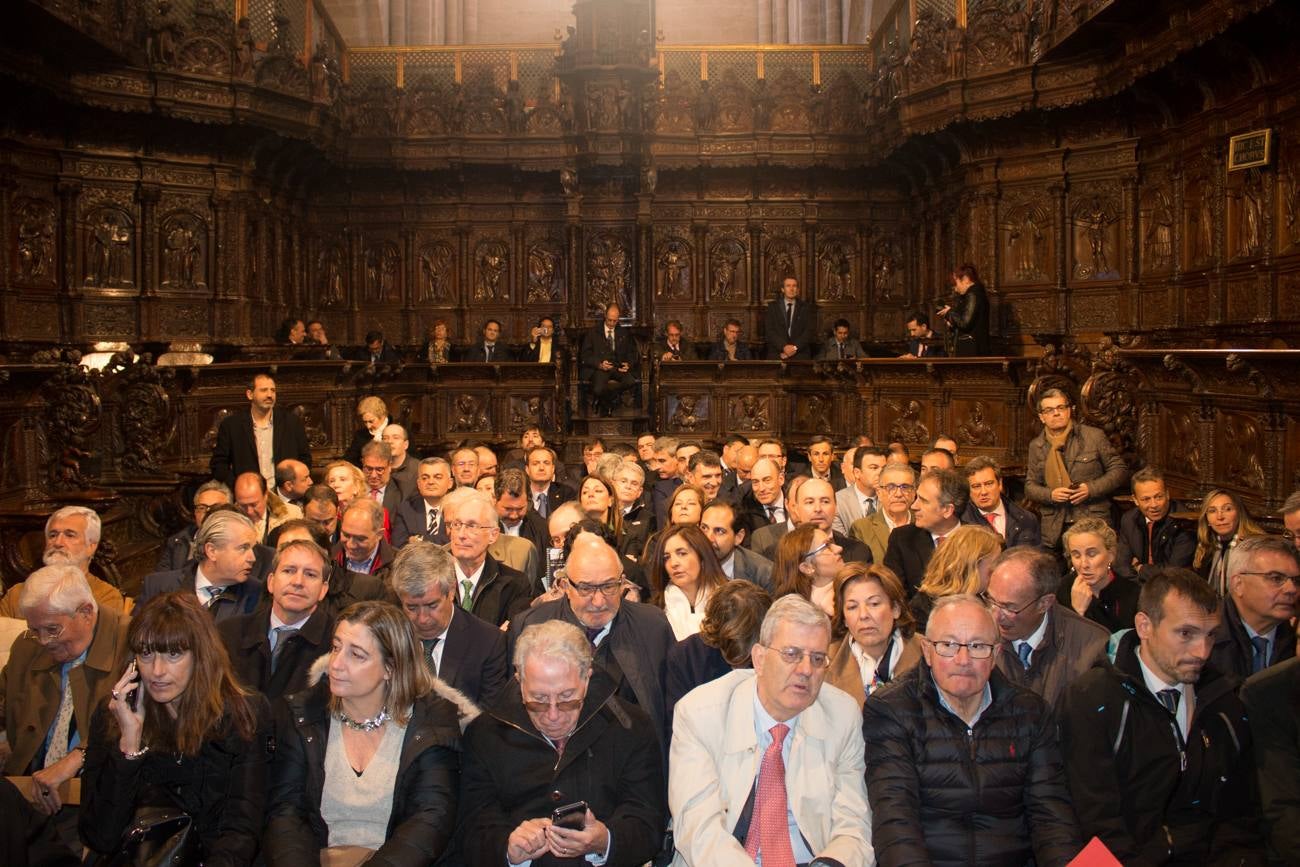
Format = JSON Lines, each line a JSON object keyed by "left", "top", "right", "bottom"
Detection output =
{"left": 307, "top": 652, "right": 481, "bottom": 731}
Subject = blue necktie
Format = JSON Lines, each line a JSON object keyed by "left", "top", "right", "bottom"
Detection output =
{"left": 1016, "top": 642, "right": 1032, "bottom": 669}
{"left": 1251, "top": 635, "right": 1270, "bottom": 674}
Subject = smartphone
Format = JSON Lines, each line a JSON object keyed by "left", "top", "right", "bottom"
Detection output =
{"left": 125, "top": 660, "right": 141, "bottom": 712}
{"left": 550, "top": 800, "right": 588, "bottom": 830}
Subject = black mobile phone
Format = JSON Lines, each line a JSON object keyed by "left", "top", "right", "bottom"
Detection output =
{"left": 550, "top": 800, "right": 588, "bottom": 830}
{"left": 125, "top": 660, "right": 141, "bottom": 712}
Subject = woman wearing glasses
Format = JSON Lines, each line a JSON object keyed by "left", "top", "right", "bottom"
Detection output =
{"left": 1059, "top": 517, "right": 1139, "bottom": 631}
{"left": 772, "top": 524, "right": 845, "bottom": 617}
{"left": 1193, "top": 489, "right": 1264, "bottom": 595}
{"left": 265, "top": 601, "right": 460, "bottom": 867}
{"left": 646, "top": 525, "right": 728, "bottom": 640}
{"left": 80, "top": 592, "right": 271, "bottom": 866}
{"left": 908, "top": 524, "right": 1003, "bottom": 633}
{"left": 826, "top": 563, "right": 921, "bottom": 708}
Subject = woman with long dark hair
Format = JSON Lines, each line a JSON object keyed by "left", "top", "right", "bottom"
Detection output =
{"left": 80, "top": 592, "right": 270, "bottom": 866}
{"left": 646, "top": 525, "right": 728, "bottom": 640}
{"left": 771, "top": 523, "right": 844, "bottom": 616}
{"left": 937, "top": 263, "right": 990, "bottom": 356}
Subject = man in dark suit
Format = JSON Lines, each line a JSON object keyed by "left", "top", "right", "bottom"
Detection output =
{"left": 518, "top": 315, "right": 560, "bottom": 364}
{"left": 443, "top": 487, "right": 533, "bottom": 628}
{"left": 776, "top": 478, "right": 874, "bottom": 565}
{"left": 217, "top": 538, "right": 333, "bottom": 701}
{"left": 653, "top": 319, "right": 692, "bottom": 362}
{"left": 139, "top": 510, "right": 264, "bottom": 622}
{"left": 763, "top": 276, "right": 817, "bottom": 360}
{"left": 963, "top": 456, "right": 1042, "bottom": 549}
{"left": 463, "top": 318, "right": 508, "bottom": 363}
{"left": 332, "top": 499, "right": 397, "bottom": 581}
{"left": 885, "top": 468, "right": 969, "bottom": 593}
{"left": 390, "top": 539, "right": 509, "bottom": 708}
{"left": 494, "top": 468, "right": 549, "bottom": 554}
{"left": 209, "top": 372, "right": 311, "bottom": 488}
{"left": 359, "top": 441, "right": 404, "bottom": 514}
{"left": 579, "top": 302, "right": 640, "bottom": 416}
{"left": 507, "top": 535, "right": 676, "bottom": 747}
{"left": 707, "top": 318, "right": 752, "bottom": 361}
{"left": 901, "top": 310, "right": 947, "bottom": 358}
{"left": 157, "top": 480, "right": 231, "bottom": 572}
{"left": 815, "top": 318, "right": 868, "bottom": 360}
{"left": 1242, "top": 655, "right": 1300, "bottom": 862}
{"left": 356, "top": 329, "right": 400, "bottom": 364}
{"left": 646, "top": 436, "right": 683, "bottom": 528}
{"left": 524, "top": 446, "right": 575, "bottom": 519}
{"left": 380, "top": 424, "right": 419, "bottom": 501}
{"left": 1115, "top": 467, "right": 1196, "bottom": 580}
{"left": 806, "top": 435, "right": 847, "bottom": 491}
{"left": 701, "top": 501, "right": 774, "bottom": 592}
{"left": 1210, "top": 535, "right": 1299, "bottom": 680}
{"left": 392, "top": 456, "right": 453, "bottom": 548}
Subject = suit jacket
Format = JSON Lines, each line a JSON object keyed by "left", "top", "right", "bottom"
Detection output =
{"left": 517, "top": 338, "right": 561, "bottom": 364}
{"left": 1025, "top": 422, "right": 1129, "bottom": 546}
{"left": 763, "top": 297, "right": 818, "bottom": 360}
{"left": 0, "top": 607, "right": 130, "bottom": 774}
{"left": 0, "top": 572, "right": 128, "bottom": 620}
{"left": 963, "top": 497, "right": 1043, "bottom": 549}
{"left": 728, "top": 545, "right": 774, "bottom": 593}
{"left": 462, "top": 341, "right": 510, "bottom": 363}
{"left": 1212, "top": 596, "right": 1298, "bottom": 683}
{"left": 501, "top": 510, "right": 549, "bottom": 559}
{"left": 579, "top": 324, "right": 640, "bottom": 381}
{"left": 652, "top": 477, "right": 683, "bottom": 529}
{"left": 321, "top": 563, "right": 392, "bottom": 618}
{"left": 905, "top": 336, "right": 947, "bottom": 358}
{"left": 509, "top": 598, "right": 676, "bottom": 744}
{"left": 706, "top": 340, "right": 753, "bottom": 361}
{"left": 995, "top": 605, "right": 1110, "bottom": 710}
{"left": 1241, "top": 656, "right": 1300, "bottom": 863}
{"left": 217, "top": 605, "right": 333, "bottom": 701}
{"left": 653, "top": 339, "right": 694, "bottom": 362}
{"left": 487, "top": 534, "right": 541, "bottom": 589}
{"left": 392, "top": 494, "right": 449, "bottom": 548}
{"left": 748, "top": 520, "right": 790, "bottom": 561}
{"left": 669, "top": 669, "right": 871, "bottom": 867}
{"left": 849, "top": 510, "right": 904, "bottom": 565}
{"left": 209, "top": 407, "right": 311, "bottom": 488}
{"left": 139, "top": 561, "right": 265, "bottom": 622}
{"left": 816, "top": 338, "right": 867, "bottom": 360}
{"left": 352, "top": 342, "right": 401, "bottom": 365}
{"left": 1114, "top": 506, "right": 1196, "bottom": 581}
{"left": 436, "top": 607, "right": 509, "bottom": 708}
{"left": 620, "top": 503, "right": 654, "bottom": 562}
{"left": 368, "top": 484, "right": 403, "bottom": 516}
{"left": 528, "top": 481, "right": 576, "bottom": 518}
{"left": 833, "top": 485, "right": 878, "bottom": 535}
{"left": 459, "top": 554, "right": 532, "bottom": 629}
{"left": 883, "top": 523, "right": 936, "bottom": 595}
{"left": 389, "top": 457, "right": 419, "bottom": 501}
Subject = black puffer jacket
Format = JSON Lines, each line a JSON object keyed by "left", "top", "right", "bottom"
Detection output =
{"left": 1060, "top": 630, "right": 1265, "bottom": 866}
{"left": 264, "top": 679, "right": 461, "bottom": 867}
{"left": 862, "top": 661, "right": 1081, "bottom": 867}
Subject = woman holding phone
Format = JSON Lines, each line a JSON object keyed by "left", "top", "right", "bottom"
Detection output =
{"left": 79, "top": 592, "right": 271, "bottom": 866}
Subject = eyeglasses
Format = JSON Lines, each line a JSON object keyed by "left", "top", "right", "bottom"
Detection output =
{"left": 1038, "top": 404, "right": 1071, "bottom": 417}
{"left": 1237, "top": 570, "right": 1300, "bottom": 588}
{"left": 446, "top": 520, "right": 492, "bottom": 533}
{"left": 880, "top": 483, "right": 916, "bottom": 495}
{"left": 522, "top": 697, "right": 584, "bottom": 714}
{"left": 925, "top": 638, "right": 996, "bottom": 659}
{"left": 762, "top": 645, "right": 830, "bottom": 669}
{"left": 801, "top": 539, "right": 834, "bottom": 561}
{"left": 979, "top": 591, "right": 1048, "bottom": 616}
{"left": 569, "top": 580, "right": 625, "bottom": 599}
{"left": 1282, "top": 531, "right": 1296, "bottom": 543}
{"left": 23, "top": 623, "right": 67, "bottom": 643}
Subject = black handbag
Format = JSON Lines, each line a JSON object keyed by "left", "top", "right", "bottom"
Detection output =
{"left": 102, "top": 805, "right": 199, "bottom": 867}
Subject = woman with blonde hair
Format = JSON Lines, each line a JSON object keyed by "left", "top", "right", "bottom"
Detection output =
{"left": 1060, "top": 517, "right": 1139, "bottom": 631}
{"left": 266, "top": 601, "right": 460, "bottom": 866}
{"left": 826, "top": 563, "right": 921, "bottom": 707}
{"left": 1193, "top": 489, "right": 1264, "bottom": 595}
{"left": 772, "top": 523, "right": 845, "bottom": 616}
{"left": 909, "top": 523, "right": 1003, "bottom": 631}
{"left": 344, "top": 396, "right": 390, "bottom": 466}
{"left": 324, "top": 460, "right": 367, "bottom": 513}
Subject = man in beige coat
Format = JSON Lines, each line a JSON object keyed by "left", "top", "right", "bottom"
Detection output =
{"left": 670, "top": 595, "right": 873, "bottom": 866}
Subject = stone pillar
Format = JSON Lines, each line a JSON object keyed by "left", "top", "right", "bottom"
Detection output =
{"left": 390, "top": 0, "right": 407, "bottom": 45}
{"left": 773, "top": 0, "right": 790, "bottom": 43}
{"left": 463, "top": 0, "right": 478, "bottom": 43}
{"left": 431, "top": 0, "right": 445, "bottom": 44}
{"left": 757, "top": 0, "right": 773, "bottom": 42}
{"left": 448, "top": 0, "right": 462, "bottom": 44}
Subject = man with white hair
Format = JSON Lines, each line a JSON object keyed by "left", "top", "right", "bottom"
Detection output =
{"left": 0, "top": 565, "right": 130, "bottom": 820}
{"left": 670, "top": 594, "right": 872, "bottom": 867}
{"left": 458, "top": 619, "right": 666, "bottom": 866}
{"left": 0, "top": 506, "right": 126, "bottom": 618}
{"left": 442, "top": 487, "right": 532, "bottom": 628}
{"left": 139, "top": 510, "right": 263, "bottom": 621}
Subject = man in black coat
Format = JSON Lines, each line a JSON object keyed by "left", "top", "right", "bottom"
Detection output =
{"left": 462, "top": 318, "right": 509, "bottom": 363}
{"left": 579, "top": 302, "right": 640, "bottom": 416}
{"left": 156, "top": 480, "right": 232, "bottom": 572}
{"left": 963, "top": 456, "right": 1042, "bottom": 548}
{"left": 458, "top": 619, "right": 666, "bottom": 867}
{"left": 508, "top": 536, "right": 676, "bottom": 748}
{"left": 885, "top": 468, "right": 969, "bottom": 594}
{"left": 139, "top": 510, "right": 264, "bottom": 622}
{"left": 494, "top": 467, "right": 549, "bottom": 555}
{"left": 209, "top": 372, "right": 311, "bottom": 488}
{"left": 1061, "top": 567, "right": 1266, "bottom": 865}
{"left": 763, "top": 276, "right": 817, "bottom": 360}
{"left": 331, "top": 499, "right": 397, "bottom": 581}
{"left": 218, "top": 539, "right": 333, "bottom": 701}
{"left": 706, "top": 318, "right": 752, "bottom": 361}
{"left": 1242, "top": 656, "right": 1300, "bottom": 864}
{"left": 442, "top": 487, "right": 532, "bottom": 628}
{"left": 389, "top": 539, "right": 509, "bottom": 708}
{"left": 525, "top": 447, "right": 576, "bottom": 519}
{"left": 391, "top": 457, "right": 453, "bottom": 548}
{"left": 1210, "top": 535, "right": 1299, "bottom": 681}
{"left": 1115, "top": 467, "right": 1197, "bottom": 580}
{"left": 900, "top": 310, "right": 946, "bottom": 358}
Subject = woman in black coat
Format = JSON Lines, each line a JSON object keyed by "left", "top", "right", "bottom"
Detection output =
{"left": 265, "top": 602, "right": 460, "bottom": 867}
{"left": 80, "top": 593, "right": 271, "bottom": 867}
{"left": 938, "top": 263, "right": 991, "bottom": 356}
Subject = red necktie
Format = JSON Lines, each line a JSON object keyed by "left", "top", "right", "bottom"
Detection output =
{"left": 1147, "top": 520, "right": 1155, "bottom": 565}
{"left": 985, "top": 512, "right": 998, "bottom": 530}
{"left": 935, "top": 535, "right": 946, "bottom": 547}
{"left": 371, "top": 489, "right": 381, "bottom": 502}
{"left": 745, "top": 723, "right": 795, "bottom": 867}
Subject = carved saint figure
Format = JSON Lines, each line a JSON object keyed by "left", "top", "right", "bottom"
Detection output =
{"left": 801, "top": 395, "right": 831, "bottom": 432}
{"left": 658, "top": 240, "right": 690, "bottom": 299}
{"left": 818, "top": 241, "right": 854, "bottom": 301}
{"left": 418, "top": 243, "right": 453, "bottom": 303}
{"left": 164, "top": 221, "right": 202, "bottom": 288}
{"left": 957, "top": 401, "right": 997, "bottom": 446}
{"left": 586, "top": 235, "right": 631, "bottom": 314}
{"left": 732, "top": 394, "right": 769, "bottom": 432}
{"left": 475, "top": 241, "right": 509, "bottom": 301}
{"left": 1076, "top": 200, "right": 1115, "bottom": 279}
{"left": 527, "top": 244, "right": 563, "bottom": 303}
{"left": 320, "top": 246, "right": 345, "bottom": 306}
{"left": 512, "top": 396, "right": 542, "bottom": 429}
{"left": 16, "top": 201, "right": 53, "bottom": 283}
{"left": 450, "top": 394, "right": 490, "bottom": 432}
{"left": 768, "top": 248, "right": 797, "bottom": 297}
{"left": 233, "top": 17, "right": 255, "bottom": 78}
{"left": 87, "top": 210, "right": 133, "bottom": 287}
{"left": 1238, "top": 169, "right": 1264, "bottom": 258}
{"left": 1144, "top": 193, "right": 1174, "bottom": 271}
{"left": 669, "top": 395, "right": 701, "bottom": 432}
{"left": 887, "top": 400, "right": 930, "bottom": 444}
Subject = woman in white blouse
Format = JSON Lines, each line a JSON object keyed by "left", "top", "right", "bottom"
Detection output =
{"left": 646, "top": 525, "right": 728, "bottom": 640}
{"left": 825, "top": 563, "right": 922, "bottom": 710}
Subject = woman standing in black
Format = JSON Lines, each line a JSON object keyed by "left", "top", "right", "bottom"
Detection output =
{"left": 937, "top": 263, "right": 991, "bottom": 356}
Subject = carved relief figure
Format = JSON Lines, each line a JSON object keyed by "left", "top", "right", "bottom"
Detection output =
{"left": 766, "top": 241, "right": 799, "bottom": 297}
{"left": 945, "top": 17, "right": 966, "bottom": 78}
{"left": 887, "top": 399, "right": 930, "bottom": 444}
{"left": 656, "top": 239, "right": 691, "bottom": 299}
{"left": 752, "top": 78, "right": 772, "bottom": 130}
{"left": 709, "top": 238, "right": 745, "bottom": 301}
{"left": 1223, "top": 416, "right": 1266, "bottom": 491}
{"left": 1237, "top": 168, "right": 1264, "bottom": 258}
{"left": 527, "top": 243, "right": 564, "bottom": 303}
{"left": 800, "top": 394, "right": 832, "bottom": 432}
{"left": 694, "top": 80, "right": 717, "bottom": 133}
{"left": 872, "top": 240, "right": 902, "bottom": 300}
{"left": 817, "top": 239, "right": 855, "bottom": 301}
{"left": 586, "top": 82, "right": 620, "bottom": 129}
{"left": 1166, "top": 410, "right": 1201, "bottom": 477}
{"left": 511, "top": 396, "right": 542, "bottom": 430}
{"left": 1006, "top": 209, "right": 1048, "bottom": 281}
{"left": 712, "top": 69, "right": 754, "bottom": 132}
{"left": 162, "top": 216, "right": 204, "bottom": 290}
{"left": 1143, "top": 191, "right": 1174, "bottom": 271}
{"left": 85, "top": 208, "right": 134, "bottom": 288}
{"left": 732, "top": 394, "right": 769, "bottom": 432}
{"left": 1074, "top": 198, "right": 1118, "bottom": 280}
{"left": 475, "top": 240, "right": 509, "bottom": 302}
{"left": 1192, "top": 177, "right": 1216, "bottom": 265}
{"left": 319, "top": 244, "right": 345, "bottom": 306}
{"left": 233, "top": 17, "right": 255, "bottom": 78}
{"left": 149, "top": 0, "right": 183, "bottom": 66}
{"left": 586, "top": 233, "right": 632, "bottom": 314}
{"left": 957, "top": 401, "right": 997, "bottom": 446}
{"left": 418, "top": 242, "right": 454, "bottom": 303}
{"left": 669, "top": 395, "right": 702, "bottom": 432}
{"left": 450, "top": 394, "right": 490, "bottom": 432}
{"left": 15, "top": 199, "right": 54, "bottom": 284}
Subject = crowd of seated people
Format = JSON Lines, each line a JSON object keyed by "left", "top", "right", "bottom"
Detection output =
{"left": 6, "top": 369, "right": 1300, "bottom": 867}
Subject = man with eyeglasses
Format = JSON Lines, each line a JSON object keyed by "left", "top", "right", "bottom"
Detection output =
{"left": 884, "top": 468, "right": 970, "bottom": 595}
{"left": 360, "top": 441, "right": 403, "bottom": 514}
{"left": 671, "top": 594, "right": 871, "bottom": 867}
{"left": 864, "top": 594, "right": 1081, "bottom": 866}
{"left": 1279, "top": 490, "right": 1300, "bottom": 553}
{"left": 458, "top": 619, "right": 666, "bottom": 867}
{"left": 849, "top": 461, "right": 917, "bottom": 564}
{"left": 442, "top": 487, "right": 532, "bottom": 628}
{"left": 1061, "top": 568, "right": 1264, "bottom": 864}
{"left": 986, "top": 546, "right": 1109, "bottom": 709}
{"left": 1025, "top": 386, "right": 1129, "bottom": 548}
{"left": 450, "top": 446, "right": 481, "bottom": 488}
{"left": 331, "top": 499, "right": 395, "bottom": 582}
{"left": 153, "top": 481, "right": 234, "bottom": 574}
{"left": 1209, "top": 535, "right": 1299, "bottom": 680}
{"left": 1, "top": 565, "right": 129, "bottom": 829}
{"left": 509, "top": 536, "right": 675, "bottom": 746}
